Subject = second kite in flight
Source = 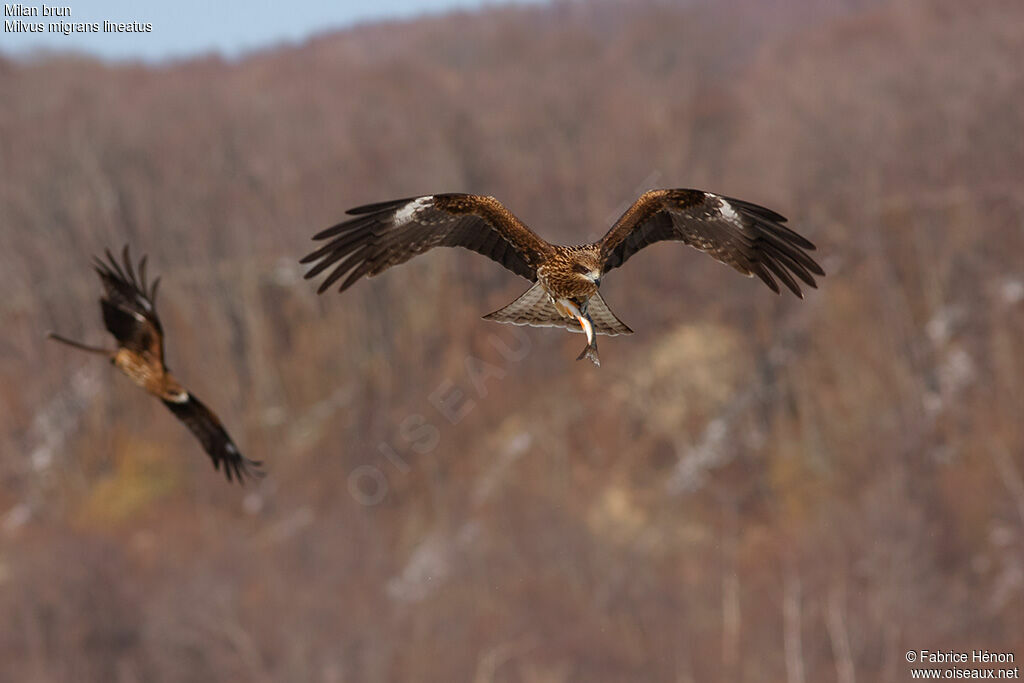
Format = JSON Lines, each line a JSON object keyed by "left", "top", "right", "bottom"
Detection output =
{"left": 49, "top": 247, "right": 263, "bottom": 483}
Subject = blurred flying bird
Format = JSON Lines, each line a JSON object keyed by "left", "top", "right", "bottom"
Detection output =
{"left": 48, "top": 246, "right": 263, "bottom": 483}
{"left": 302, "top": 190, "right": 824, "bottom": 366}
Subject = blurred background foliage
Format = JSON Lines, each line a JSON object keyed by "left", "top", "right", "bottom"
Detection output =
{"left": 2, "top": 0, "right": 1023, "bottom": 680}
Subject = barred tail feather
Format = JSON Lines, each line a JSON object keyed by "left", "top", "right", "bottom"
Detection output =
{"left": 584, "top": 293, "right": 633, "bottom": 336}
{"left": 483, "top": 285, "right": 632, "bottom": 336}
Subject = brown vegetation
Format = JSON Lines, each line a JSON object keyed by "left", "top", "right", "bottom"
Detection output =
{"left": 2, "top": 0, "right": 1023, "bottom": 680}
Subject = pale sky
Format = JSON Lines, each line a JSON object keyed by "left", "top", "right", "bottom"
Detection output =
{"left": 1, "top": 0, "right": 544, "bottom": 61}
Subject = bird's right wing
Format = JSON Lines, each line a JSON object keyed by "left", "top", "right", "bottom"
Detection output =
{"left": 94, "top": 246, "right": 165, "bottom": 363}
{"left": 597, "top": 189, "right": 823, "bottom": 298}
{"left": 301, "top": 194, "right": 555, "bottom": 293}
{"left": 162, "top": 391, "right": 263, "bottom": 484}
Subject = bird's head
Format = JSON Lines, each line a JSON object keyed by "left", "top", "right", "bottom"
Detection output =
{"left": 571, "top": 252, "right": 603, "bottom": 288}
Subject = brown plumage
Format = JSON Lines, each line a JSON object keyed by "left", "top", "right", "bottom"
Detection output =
{"left": 302, "top": 190, "right": 824, "bottom": 365}
{"left": 48, "top": 246, "right": 262, "bottom": 484}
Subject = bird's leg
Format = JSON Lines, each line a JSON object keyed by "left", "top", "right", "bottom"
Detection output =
{"left": 46, "top": 332, "right": 112, "bottom": 356}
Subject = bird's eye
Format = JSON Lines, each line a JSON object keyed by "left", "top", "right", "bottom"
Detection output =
{"left": 574, "top": 264, "right": 591, "bottom": 274}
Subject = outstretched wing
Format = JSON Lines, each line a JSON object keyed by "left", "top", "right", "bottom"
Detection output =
{"left": 597, "top": 189, "right": 824, "bottom": 297}
{"left": 301, "top": 194, "right": 555, "bottom": 293}
{"left": 94, "top": 245, "right": 165, "bottom": 362}
{"left": 162, "top": 392, "right": 263, "bottom": 484}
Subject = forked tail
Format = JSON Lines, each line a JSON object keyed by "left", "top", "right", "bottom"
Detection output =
{"left": 483, "top": 283, "right": 633, "bottom": 336}
{"left": 46, "top": 332, "right": 111, "bottom": 356}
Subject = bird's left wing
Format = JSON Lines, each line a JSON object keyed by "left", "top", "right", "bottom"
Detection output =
{"left": 301, "top": 194, "right": 555, "bottom": 293}
{"left": 94, "top": 245, "right": 165, "bottom": 362}
{"left": 162, "top": 391, "right": 263, "bottom": 484}
{"left": 596, "top": 189, "right": 824, "bottom": 297}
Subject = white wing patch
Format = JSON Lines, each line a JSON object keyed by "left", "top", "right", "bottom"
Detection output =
{"left": 717, "top": 197, "right": 740, "bottom": 224}
{"left": 393, "top": 196, "right": 432, "bottom": 226}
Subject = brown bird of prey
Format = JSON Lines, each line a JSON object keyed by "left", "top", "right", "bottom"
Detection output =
{"left": 48, "top": 246, "right": 263, "bottom": 483}
{"left": 301, "top": 189, "right": 823, "bottom": 365}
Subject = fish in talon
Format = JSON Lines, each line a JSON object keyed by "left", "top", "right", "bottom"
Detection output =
{"left": 562, "top": 300, "right": 600, "bottom": 366}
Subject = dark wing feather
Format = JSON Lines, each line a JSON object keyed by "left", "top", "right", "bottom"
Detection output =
{"left": 94, "top": 245, "right": 165, "bottom": 361}
{"left": 162, "top": 392, "right": 263, "bottom": 484}
{"left": 597, "top": 189, "right": 824, "bottom": 297}
{"left": 301, "top": 194, "right": 555, "bottom": 293}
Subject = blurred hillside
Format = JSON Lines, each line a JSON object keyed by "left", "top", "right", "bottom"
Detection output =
{"left": 2, "top": 0, "right": 1024, "bottom": 680}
